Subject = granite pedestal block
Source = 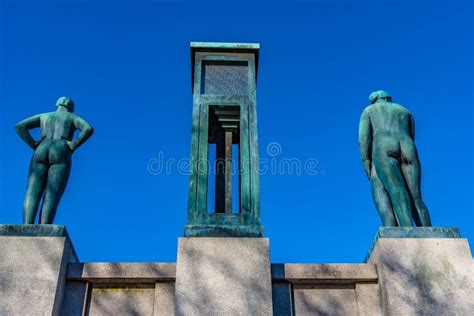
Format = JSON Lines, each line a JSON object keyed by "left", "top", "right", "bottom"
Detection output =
{"left": 367, "top": 227, "right": 474, "bottom": 315}
{"left": 174, "top": 237, "right": 273, "bottom": 315}
{"left": 0, "top": 225, "right": 78, "bottom": 316}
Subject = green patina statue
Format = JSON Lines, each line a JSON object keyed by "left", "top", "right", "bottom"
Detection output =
{"left": 185, "top": 42, "right": 263, "bottom": 237}
{"left": 358, "top": 90, "right": 431, "bottom": 227}
{"left": 15, "top": 97, "right": 94, "bottom": 224}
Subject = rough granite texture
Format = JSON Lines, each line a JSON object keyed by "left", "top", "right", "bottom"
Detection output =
{"left": 271, "top": 263, "right": 377, "bottom": 283}
{"left": 174, "top": 237, "right": 273, "bottom": 315}
{"left": 368, "top": 237, "right": 474, "bottom": 315}
{"left": 153, "top": 282, "right": 175, "bottom": 316}
{"left": 355, "top": 283, "right": 382, "bottom": 315}
{"left": 67, "top": 263, "right": 175, "bottom": 283}
{"left": 87, "top": 286, "right": 155, "bottom": 315}
{"left": 293, "top": 284, "right": 359, "bottom": 315}
{"left": 0, "top": 235, "right": 76, "bottom": 316}
{"left": 271, "top": 263, "right": 380, "bottom": 315}
{"left": 365, "top": 226, "right": 461, "bottom": 262}
{"left": 4, "top": 228, "right": 472, "bottom": 315}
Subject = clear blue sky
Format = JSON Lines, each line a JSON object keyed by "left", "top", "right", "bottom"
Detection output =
{"left": 1, "top": 0, "right": 472, "bottom": 263}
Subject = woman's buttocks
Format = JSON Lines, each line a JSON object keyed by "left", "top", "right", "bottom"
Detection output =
{"left": 33, "top": 139, "right": 71, "bottom": 164}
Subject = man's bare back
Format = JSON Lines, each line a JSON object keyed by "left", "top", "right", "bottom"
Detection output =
{"left": 359, "top": 90, "right": 431, "bottom": 227}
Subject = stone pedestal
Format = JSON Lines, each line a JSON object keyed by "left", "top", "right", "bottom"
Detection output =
{"left": 174, "top": 237, "right": 273, "bottom": 315}
{"left": 367, "top": 227, "right": 474, "bottom": 315}
{"left": 0, "top": 225, "right": 78, "bottom": 316}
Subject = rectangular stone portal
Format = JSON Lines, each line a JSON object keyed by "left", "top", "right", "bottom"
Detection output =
{"left": 174, "top": 237, "right": 273, "bottom": 315}
{"left": 367, "top": 227, "right": 474, "bottom": 315}
{"left": 0, "top": 225, "right": 78, "bottom": 316}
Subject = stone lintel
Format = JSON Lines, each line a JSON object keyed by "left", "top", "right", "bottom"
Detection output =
{"left": 67, "top": 263, "right": 176, "bottom": 283}
{"left": 67, "top": 262, "right": 380, "bottom": 285}
{"left": 271, "top": 263, "right": 378, "bottom": 284}
{"left": 365, "top": 226, "right": 460, "bottom": 262}
{"left": 184, "top": 225, "right": 263, "bottom": 237}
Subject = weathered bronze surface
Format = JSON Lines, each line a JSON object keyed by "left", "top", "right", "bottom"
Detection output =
{"left": 186, "top": 42, "right": 263, "bottom": 237}
{"left": 358, "top": 90, "right": 431, "bottom": 227}
{"left": 16, "top": 97, "right": 93, "bottom": 224}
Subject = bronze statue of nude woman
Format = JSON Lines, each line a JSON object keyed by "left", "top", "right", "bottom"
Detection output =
{"left": 16, "top": 97, "right": 94, "bottom": 224}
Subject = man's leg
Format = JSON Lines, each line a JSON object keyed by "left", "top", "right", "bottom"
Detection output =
{"left": 401, "top": 143, "right": 431, "bottom": 226}
{"left": 374, "top": 155, "right": 413, "bottom": 226}
{"left": 39, "top": 162, "right": 71, "bottom": 224}
{"left": 370, "top": 168, "right": 397, "bottom": 226}
{"left": 23, "top": 159, "right": 47, "bottom": 224}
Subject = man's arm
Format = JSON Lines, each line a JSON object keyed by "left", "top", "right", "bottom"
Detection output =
{"left": 15, "top": 115, "right": 42, "bottom": 150}
{"left": 410, "top": 115, "right": 415, "bottom": 141}
{"left": 358, "top": 108, "right": 372, "bottom": 179}
{"left": 68, "top": 115, "right": 94, "bottom": 151}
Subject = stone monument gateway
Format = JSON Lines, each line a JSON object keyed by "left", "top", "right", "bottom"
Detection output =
{"left": 0, "top": 43, "right": 473, "bottom": 316}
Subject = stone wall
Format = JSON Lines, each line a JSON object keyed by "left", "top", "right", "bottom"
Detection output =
{"left": 61, "top": 262, "right": 380, "bottom": 315}
{"left": 63, "top": 263, "right": 176, "bottom": 315}
{"left": 60, "top": 238, "right": 474, "bottom": 316}
{"left": 271, "top": 264, "right": 380, "bottom": 315}
{"left": 2, "top": 226, "right": 472, "bottom": 316}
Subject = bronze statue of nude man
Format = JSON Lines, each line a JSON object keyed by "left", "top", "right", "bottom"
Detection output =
{"left": 16, "top": 97, "right": 94, "bottom": 224}
{"left": 358, "top": 90, "right": 431, "bottom": 227}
